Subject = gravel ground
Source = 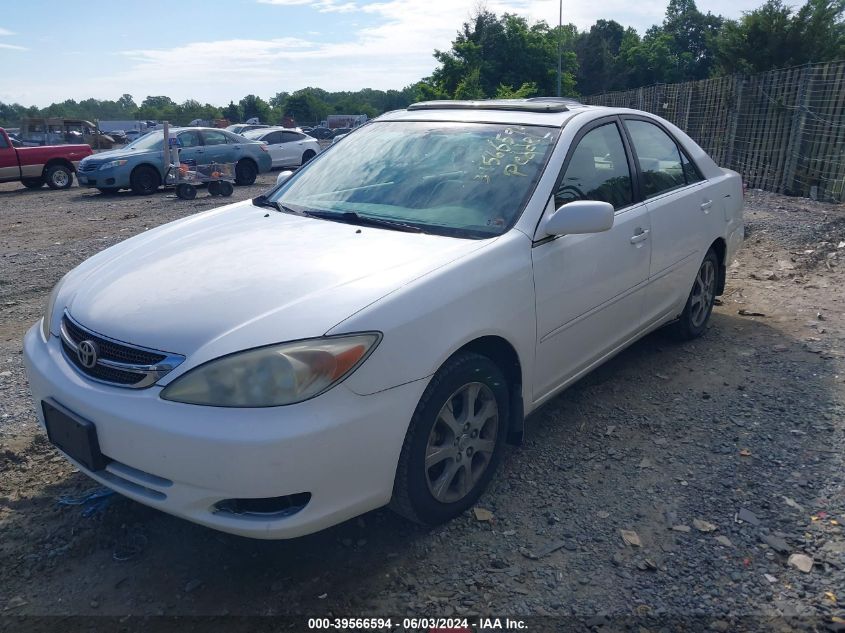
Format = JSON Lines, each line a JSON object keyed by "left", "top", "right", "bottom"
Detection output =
{"left": 1, "top": 179, "right": 844, "bottom": 631}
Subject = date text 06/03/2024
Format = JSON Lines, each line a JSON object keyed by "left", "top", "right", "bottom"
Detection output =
{"left": 306, "top": 617, "right": 528, "bottom": 630}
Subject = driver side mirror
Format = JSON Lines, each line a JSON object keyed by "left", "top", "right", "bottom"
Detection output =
{"left": 276, "top": 170, "right": 295, "bottom": 186}
{"left": 544, "top": 200, "right": 614, "bottom": 236}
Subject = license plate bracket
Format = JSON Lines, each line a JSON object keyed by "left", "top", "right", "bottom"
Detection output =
{"left": 42, "top": 401, "right": 109, "bottom": 471}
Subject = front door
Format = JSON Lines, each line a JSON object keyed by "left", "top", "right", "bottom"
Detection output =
{"left": 0, "top": 133, "right": 19, "bottom": 182}
{"left": 532, "top": 119, "right": 652, "bottom": 403}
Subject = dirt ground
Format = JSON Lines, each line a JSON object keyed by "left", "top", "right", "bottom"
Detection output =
{"left": 1, "top": 177, "right": 844, "bottom": 631}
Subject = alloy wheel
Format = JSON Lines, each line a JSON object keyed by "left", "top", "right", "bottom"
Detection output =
{"left": 425, "top": 382, "right": 499, "bottom": 504}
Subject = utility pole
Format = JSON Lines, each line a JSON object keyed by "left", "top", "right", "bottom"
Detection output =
{"left": 557, "top": 0, "right": 562, "bottom": 97}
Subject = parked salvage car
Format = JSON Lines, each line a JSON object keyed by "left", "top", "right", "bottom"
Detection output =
{"left": 74, "top": 127, "right": 272, "bottom": 194}
{"left": 225, "top": 123, "right": 269, "bottom": 135}
{"left": 0, "top": 127, "right": 92, "bottom": 189}
{"left": 242, "top": 127, "right": 320, "bottom": 168}
{"left": 24, "top": 99, "right": 743, "bottom": 539}
{"left": 307, "top": 126, "right": 334, "bottom": 140}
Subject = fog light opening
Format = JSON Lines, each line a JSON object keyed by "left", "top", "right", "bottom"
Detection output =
{"left": 214, "top": 492, "right": 311, "bottom": 518}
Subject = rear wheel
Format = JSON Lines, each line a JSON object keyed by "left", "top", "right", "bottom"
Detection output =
{"left": 45, "top": 165, "right": 73, "bottom": 190}
{"left": 671, "top": 248, "right": 719, "bottom": 340}
{"left": 391, "top": 352, "right": 509, "bottom": 525}
{"left": 219, "top": 181, "right": 234, "bottom": 197}
{"left": 207, "top": 181, "right": 222, "bottom": 196}
{"left": 130, "top": 165, "right": 161, "bottom": 195}
{"left": 234, "top": 159, "right": 258, "bottom": 186}
{"left": 22, "top": 178, "right": 44, "bottom": 189}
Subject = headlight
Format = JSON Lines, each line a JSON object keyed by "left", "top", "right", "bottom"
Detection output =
{"left": 160, "top": 333, "right": 381, "bottom": 407}
{"left": 41, "top": 274, "right": 68, "bottom": 341}
{"left": 99, "top": 159, "right": 128, "bottom": 170}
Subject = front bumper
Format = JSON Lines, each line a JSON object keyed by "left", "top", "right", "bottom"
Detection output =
{"left": 76, "top": 166, "right": 130, "bottom": 189}
{"left": 23, "top": 324, "right": 426, "bottom": 538}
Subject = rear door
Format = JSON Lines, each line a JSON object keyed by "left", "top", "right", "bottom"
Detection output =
{"left": 278, "top": 131, "right": 303, "bottom": 166}
{"left": 200, "top": 129, "right": 235, "bottom": 164}
{"left": 0, "top": 133, "right": 19, "bottom": 182}
{"left": 621, "top": 117, "right": 712, "bottom": 324}
{"left": 532, "top": 118, "right": 652, "bottom": 402}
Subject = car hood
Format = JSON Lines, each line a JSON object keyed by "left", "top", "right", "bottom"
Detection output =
{"left": 62, "top": 200, "right": 493, "bottom": 363}
{"left": 80, "top": 148, "right": 152, "bottom": 163}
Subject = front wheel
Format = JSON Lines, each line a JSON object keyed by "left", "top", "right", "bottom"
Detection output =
{"left": 390, "top": 352, "right": 509, "bottom": 525}
{"left": 234, "top": 159, "right": 258, "bottom": 186}
{"left": 130, "top": 165, "right": 161, "bottom": 195}
{"left": 671, "top": 248, "right": 719, "bottom": 340}
{"left": 45, "top": 165, "right": 73, "bottom": 190}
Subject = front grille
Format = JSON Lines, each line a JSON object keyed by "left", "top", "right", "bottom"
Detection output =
{"left": 62, "top": 316, "right": 166, "bottom": 365}
{"left": 59, "top": 312, "right": 184, "bottom": 389}
{"left": 79, "top": 162, "right": 101, "bottom": 172}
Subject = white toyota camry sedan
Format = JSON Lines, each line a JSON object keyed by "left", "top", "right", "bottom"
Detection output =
{"left": 24, "top": 98, "right": 744, "bottom": 539}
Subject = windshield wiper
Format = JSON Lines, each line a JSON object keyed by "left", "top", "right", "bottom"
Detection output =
{"left": 252, "top": 195, "right": 307, "bottom": 216}
{"left": 305, "top": 210, "right": 424, "bottom": 233}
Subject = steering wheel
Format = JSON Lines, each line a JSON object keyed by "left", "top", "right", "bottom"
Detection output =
{"left": 556, "top": 184, "right": 585, "bottom": 204}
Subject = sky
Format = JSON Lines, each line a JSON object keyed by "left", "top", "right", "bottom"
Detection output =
{"left": 0, "top": 0, "right": 774, "bottom": 107}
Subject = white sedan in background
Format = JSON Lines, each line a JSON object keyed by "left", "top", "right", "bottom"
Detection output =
{"left": 242, "top": 127, "right": 321, "bottom": 169}
{"left": 24, "top": 98, "right": 743, "bottom": 539}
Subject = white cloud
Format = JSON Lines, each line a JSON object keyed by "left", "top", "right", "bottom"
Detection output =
{"left": 0, "top": 27, "right": 14, "bottom": 36}
{"left": 0, "top": 42, "right": 26, "bottom": 50}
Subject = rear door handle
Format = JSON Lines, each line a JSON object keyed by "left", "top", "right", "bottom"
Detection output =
{"left": 701, "top": 200, "right": 713, "bottom": 212}
{"left": 630, "top": 228, "right": 649, "bottom": 244}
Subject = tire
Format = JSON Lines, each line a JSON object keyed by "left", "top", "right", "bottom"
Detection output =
{"left": 44, "top": 165, "right": 73, "bottom": 190}
{"left": 97, "top": 187, "right": 120, "bottom": 195}
{"left": 671, "top": 247, "right": 720, "bottom": 340}
{"left": 219, "top": 181, "right": 234, "bottom": 197}
{"left": 390, "top": 351, "right": 509, "bottom": 526}
{"left": 301, "top": 150, "right": 316, "bottom": 165}
{"left": 130, "top": 165, "right": 161, "bottom": 196}
{"left": 175, "top": 183, "right": 197, "bottom": 200}
{"left": 207, "top": 181, "right": 222, "bottom": 196}
{"left": 234, "top": 159, "right": 258, "bottom": 186}
{"left": 22, "top": 178, "right": 44, "bottom": 189}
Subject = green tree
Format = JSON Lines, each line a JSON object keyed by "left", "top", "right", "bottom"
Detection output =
{"left": 239, "top": 94, "right": 271, "bottom": 123}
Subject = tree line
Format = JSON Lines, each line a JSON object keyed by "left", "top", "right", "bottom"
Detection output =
{"left": 0, "top": 0, "right": 842, "bottom": 128}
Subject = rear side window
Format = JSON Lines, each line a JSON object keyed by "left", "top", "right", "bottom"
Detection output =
{"left": 0, "top": 134, "right": 8, "bottom": 149}
{"left": 681, "top": 151, "right": 703, "bottom": 184}
{"left": 626, "top": 120, "right": 686, "bottom": 197}
{"left": 554, "top": 122, "right": 633, "bottom": 210}
{"left": 203, "top": 130, "right": 228, "bottom": 146}
{"left": 280, "top": 132, "right": 301, "bottom": 143}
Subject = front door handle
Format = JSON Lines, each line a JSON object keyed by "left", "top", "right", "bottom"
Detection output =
{"left": 630, "top": 228, "right": 649, "bottom": 244}
{"left": 700, "top": 199, "right": 713, "bottom": 212}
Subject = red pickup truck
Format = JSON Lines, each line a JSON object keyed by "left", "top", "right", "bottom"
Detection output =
{"left": 0, "top": 127, "right": 92, "bottom": 190}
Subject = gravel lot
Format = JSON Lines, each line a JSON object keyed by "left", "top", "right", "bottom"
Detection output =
{"left": 1, "top": 177, "right": 844, "bottom": 631}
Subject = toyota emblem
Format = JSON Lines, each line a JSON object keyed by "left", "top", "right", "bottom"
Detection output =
{"left": 77, "top": 340, "right": 99, "bottom": 369}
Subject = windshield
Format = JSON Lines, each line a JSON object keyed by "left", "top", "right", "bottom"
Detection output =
{"left": 270, "top": 121, "right": 558, "bottom": 238}
{"left": 126, "top": 130, "right": 166, "bottom": 150}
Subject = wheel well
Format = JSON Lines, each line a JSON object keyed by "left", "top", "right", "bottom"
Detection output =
{"left": 454, "top": 336, "right": 524, "bottom": 445}
{"left": 238, "top": 157, "right": 257, "bottom": 167}
{"left": 131, "top": 163, "right": 162, "bottom": 180}
{"left": 42, "top": 158, "right": 74, "bottom": 175}
{"left": 709, "top": 237, "right": 727, "bottom": 295}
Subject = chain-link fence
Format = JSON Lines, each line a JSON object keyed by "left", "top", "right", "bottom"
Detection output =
{"left": 583, "top": 61, "right": 845, "bottom": 203}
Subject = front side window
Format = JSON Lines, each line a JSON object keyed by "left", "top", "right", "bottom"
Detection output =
{"left": 626, "top": 120, "right": 685, "bottom": 197}
{"left": 270, "top": 121, "right": 559, "bottom": 239}
{"left": 554, "top": 122, "right": 633, "bottom": 210}
{"left": 0, "top": 134, "right": 8, "bottom": 149}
